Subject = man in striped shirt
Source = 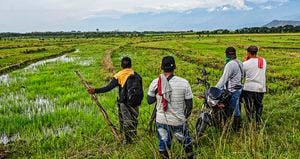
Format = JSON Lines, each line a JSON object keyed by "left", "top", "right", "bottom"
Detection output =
{"left": 147, "top": 56, "right": 194, "bottom": 159}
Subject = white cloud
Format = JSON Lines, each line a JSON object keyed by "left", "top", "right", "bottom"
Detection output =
{"left": 247, "top": 0, "right": 288, "bottom": 4}
{"left": 0, "top": 0, "right": 290, "bottom": 31}
{"left": 246, "top": 0, "right": 288, "bottom": 11}
{"left": 222, "top": 6, "right": 230, "bottom": 11}
{"left": 260, "top": 5, "right": 273, "bottom": 9}
{"left": 1, "top": 0, "right": 251, "bottom": 21}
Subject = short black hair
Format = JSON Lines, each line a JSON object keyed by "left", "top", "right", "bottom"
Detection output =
{"left": 121, "top": 56, "right": 132, "bottom": 68}
{"left": 247, "top": 46, "right": 258, "bottom": 55}
{"left": 225, "top": 47, "right": 237, "bottom": 59}
{"left": 161, "top": 56, "right": 176, "bottom": 72}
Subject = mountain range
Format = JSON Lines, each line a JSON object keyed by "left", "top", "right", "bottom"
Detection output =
{"left": 263, "top": 20, "right": 300, "bottom": 28}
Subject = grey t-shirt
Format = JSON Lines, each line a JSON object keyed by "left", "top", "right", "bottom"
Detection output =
{"left": 216, "top": 60, "right": 243, "bottom": 92}
{"left": 148, "top": 76, "right": 193, "bottom": 126}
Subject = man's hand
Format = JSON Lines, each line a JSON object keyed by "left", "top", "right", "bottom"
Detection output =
{"left": 87, "top": 88, "right": 95, "bottom": 94}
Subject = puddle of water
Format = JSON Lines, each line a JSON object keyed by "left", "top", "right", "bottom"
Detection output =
{"left": 0, "top": 74, "right": 16, "bottom": 85}
{"left": 42, "top": 125, "right": 73, "bottom": 138}
{"left": 0, "top": 74, "right": 9, "bottom": 84}
{"left": 24, "top": 55, "right": 77, "bottom": 71}
{"left": 25, "top": 96, "right": 55, "bottom": 119}
{"left": 0, "top": 133, "right": 20, "bottom": 145}
{"left": 0, "top": 90, "right": 56, "bottom": 119}
{"left": 0, "top": 49, "right": 79, "bottom": 84}
{"left": 0, "top": 133, "right": 9, "bottom": 145}
{"left": 67, "top": 101, "right": 94, "bottom": 113}
{"left": 10, "top": 133, "right": 21, "bottom": 142}
{"left": 35, "top": 97, "right": 50, "bottom": 106}
{"left": 79, "top": 60, "right": 94, "bottom": 66}
{"left": 56, "top": 125, "right": 73, "bottom": 137}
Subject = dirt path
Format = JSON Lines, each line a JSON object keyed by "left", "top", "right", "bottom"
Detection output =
{"left": 102, "top": 49, "right": 115, "bottom": 73}
{"left": 101, "top": 46, "right": 121, "bottom": 80}
{"left": 0, "top": 148, "right": 9, "bottom": 159}
{"left": 100, "top": 38, "right": 186, "bottom": 80}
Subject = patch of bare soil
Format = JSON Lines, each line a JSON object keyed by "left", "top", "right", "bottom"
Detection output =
{"left": 0, "top": 148, "right": 9, "bottom": 159}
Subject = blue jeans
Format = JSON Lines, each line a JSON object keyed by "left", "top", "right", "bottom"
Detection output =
{"left": 156, "top": 122, "right": 192, "bottom": 151}
{"left": 228, "top": 89, "right": 242, "bottom": 117}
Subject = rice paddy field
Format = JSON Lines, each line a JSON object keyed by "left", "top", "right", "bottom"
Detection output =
{"left": 0, "top": 33, "right": 299, "bottom": 158}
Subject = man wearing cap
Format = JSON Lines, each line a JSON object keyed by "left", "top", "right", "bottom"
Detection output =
{"left": 147, "top": 56, "right": 194, "bottom": 159}
{"left": 88, "top": 56, "right": 143, "bottom": 144}
{"left": 242, "top": 46, "right": 267, "bottom": 124}
{"left": 216, "top": 47, "right": 244, "bottom": 131}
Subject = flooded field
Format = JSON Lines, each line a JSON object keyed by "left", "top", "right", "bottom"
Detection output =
{"left": 0, "top": 35, "right": 299, "bottom": 158}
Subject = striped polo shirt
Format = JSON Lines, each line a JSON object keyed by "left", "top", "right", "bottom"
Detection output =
{"left": 148, "top": 75, "right": 193, "bottom": 126}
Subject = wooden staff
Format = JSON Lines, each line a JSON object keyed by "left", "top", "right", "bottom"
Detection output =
{"left": 148, "top": 104, "right": 157, "bottom": 133}
{"left": 75, "top": 71, "right": 122, "bottom": 142}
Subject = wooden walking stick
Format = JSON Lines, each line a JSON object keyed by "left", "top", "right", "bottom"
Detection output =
{"left": 75, "top": 71, "right": 122, "bottom": 142}
{"left": 148, "top": 104, "right": 157, "bottom": 133}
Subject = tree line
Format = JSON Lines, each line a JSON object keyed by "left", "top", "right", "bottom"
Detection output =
{"left": 197, "top": 25, "right": 300, "bottom": 34}
{"left": 0, "top": 25, "right": 299, "bottom": 38}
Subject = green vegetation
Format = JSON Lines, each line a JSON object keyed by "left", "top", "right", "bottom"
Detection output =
{"left": 0, "top": 34, "right": 299, "bottom": 158}
{"left": 1, "top": 25, "right": 300, "bottom": 39}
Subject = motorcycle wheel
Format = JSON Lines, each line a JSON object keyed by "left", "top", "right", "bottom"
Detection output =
{"left": 196, "top": 112, "right": 209, "bottom": 138}
{"left": 212, "top": 109, "right": 226, "bottom": 130}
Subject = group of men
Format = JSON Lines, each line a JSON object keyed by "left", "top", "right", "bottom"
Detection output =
{"left": 87, "top": 45, "right": 267, "bottom": 159}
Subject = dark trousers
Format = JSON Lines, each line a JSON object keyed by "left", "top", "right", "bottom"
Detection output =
{"left": 118, "top": 103, "right": 139, "bottom": 140}
{"left": 241, "top": 90, "right": 264, "bottom": 124}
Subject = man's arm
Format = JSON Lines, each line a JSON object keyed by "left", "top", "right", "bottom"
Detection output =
{"left": 216, "top": 63, "right": 233, "bottom": 88}
{"left": 91, "top": 78, "right": 118, "bottom": 94}
{"left": 138, "top": 73, "right": 144, "bottom": 98}
{"left": 147, "top": 95, "right": 156, "bottom": 104}
{"left": 184, "top": 99, "right": 193, "bottom": 119}
{"left": 184, "top": 82, "right": 194, "bottom": 119}
{"left": 147, "top": 79, "right": 158, "bottom": 105}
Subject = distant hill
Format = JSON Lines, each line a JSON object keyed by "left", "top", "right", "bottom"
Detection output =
{"left": 263, "top": 20, "right": 300, "bottom": 28}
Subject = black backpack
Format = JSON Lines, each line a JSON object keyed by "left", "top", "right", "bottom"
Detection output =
{"left": 123, "top": 73, "right": 143, "bottom": 107}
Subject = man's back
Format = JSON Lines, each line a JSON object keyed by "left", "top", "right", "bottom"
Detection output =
{"left": 243, "top": 58, "right": 267, "bottom": 92}
{"left": 216, "top": 60, "right": 243, "bottom": 92}
{"left": 148, "top": 75, "right": 193, "bottom": 126}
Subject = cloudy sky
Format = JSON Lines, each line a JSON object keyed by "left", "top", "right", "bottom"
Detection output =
{"left": 1, "top": 0, "right": 299, "bottom": 32}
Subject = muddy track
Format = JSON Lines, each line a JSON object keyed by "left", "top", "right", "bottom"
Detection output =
{"left": 101, "top": 43, "right": 137, "bottom": 80}
{"left": 101, "top": 38, "right": 175, "bottom": 79}
{"left": 102, "top": 47, "right": 119, "bottom": 80}
{"left": 0, "top": 148, "right": 9, "bottom": 159}
{"left": 102, "top": 48, "right": 115, "bottom": 73}
{"left": 0, "top": 48, "right": 76, "bottom": 75}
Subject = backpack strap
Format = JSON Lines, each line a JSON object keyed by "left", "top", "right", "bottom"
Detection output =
{"left": 233, "top": 60, "right": 244, "bottom": 84}
{"left": 226, "top": 60, "right": 244, "bottom": 90}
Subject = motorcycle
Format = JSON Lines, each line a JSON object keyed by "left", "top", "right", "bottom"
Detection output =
{"left": 195, "top": 68, "right": 232, "bottom": 138}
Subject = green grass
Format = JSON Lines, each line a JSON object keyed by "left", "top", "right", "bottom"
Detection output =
{"left": 0, "top": 34, "right": 299, "bottom": 158}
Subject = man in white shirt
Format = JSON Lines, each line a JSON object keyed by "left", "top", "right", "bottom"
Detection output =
{"left": 147, "top": 56, "right": 194, "bottom": 159}
{"left": 242, "top": 46, "right": 267, "bottom": 124}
